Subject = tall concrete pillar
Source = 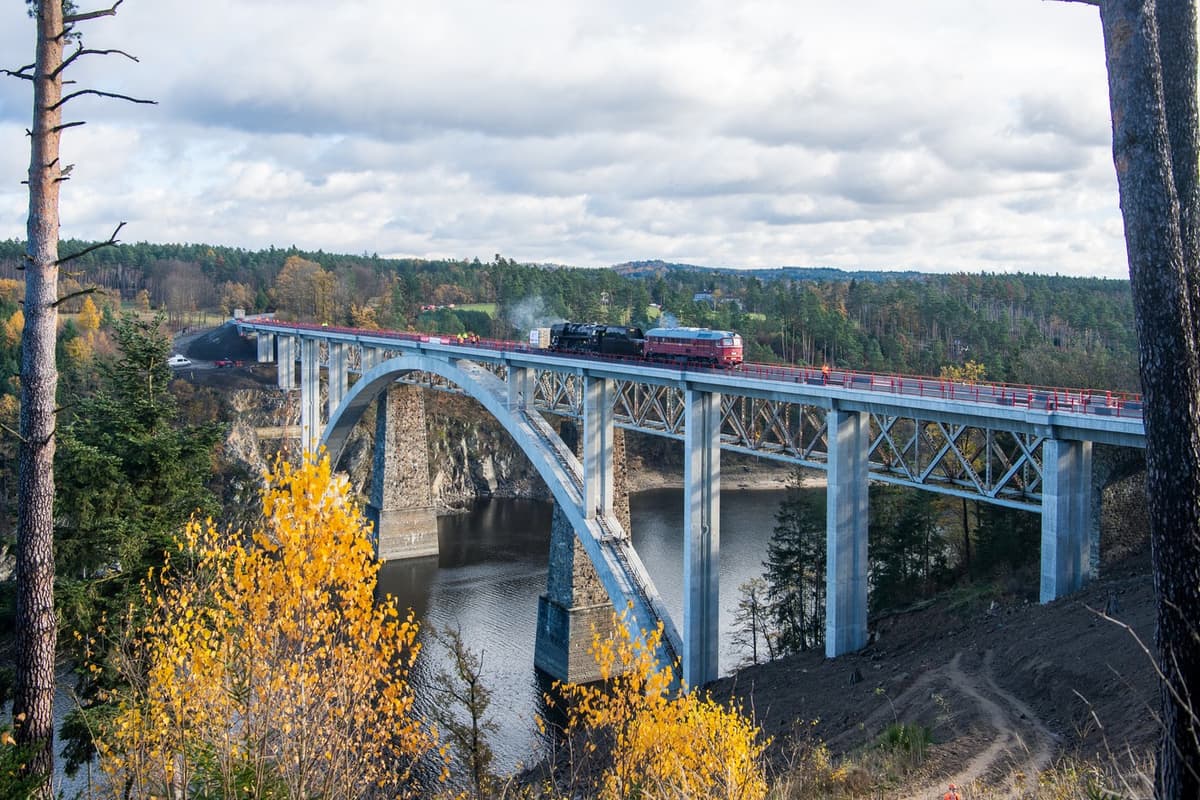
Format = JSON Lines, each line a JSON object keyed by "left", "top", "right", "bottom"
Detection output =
{"left": 300, "top": 338, "right": 321, "bottom": 454}
{"left": 508, "top": 365, "right": 533, "bottom": 410}
{"left": 277, "top": 335, "right": 296, "bottom": 389}
{"left": 825, "top": 406, "right": 870, "bottom": 657}
{"left": 1040, "top": 438, "right": 1093, "bottom": 602}
{"left": 583, "top": 376, "right": 615, "bottom": 520}
{"left": 365, "top": 384, "right": 440, "bottom": 560}
{"left": 328, "top": 341, "right": 348, "bottom": 418}
{"left": 683, "top": 388, "right": 720, "bottom": 687}
{"left": 361, "top": 346, "right": 382, "bottom": 372}
{"left": 535, "top": 424, "right": 631, "bottom": 683}
{"left": 257, "top": 332, "right": 275, "bottom": 362}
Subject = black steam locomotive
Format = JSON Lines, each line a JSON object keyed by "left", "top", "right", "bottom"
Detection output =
{"left": 533, "top": 322, "right": 744, "bottom": 367}
{"left": 546, "top": 322, "right": 644, "bottom": 356}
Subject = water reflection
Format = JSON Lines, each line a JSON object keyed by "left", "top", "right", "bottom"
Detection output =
{"left": 378, "top": 486, "right": 812, "bottom": 774}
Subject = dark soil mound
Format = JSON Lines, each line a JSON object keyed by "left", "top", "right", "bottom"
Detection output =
{"left": 181, "top": 322, "right": 258, "bottom": 361}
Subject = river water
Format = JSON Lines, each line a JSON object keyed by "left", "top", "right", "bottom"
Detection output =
{"left": 378, "top": 486, "right": 813, "bottom": 774}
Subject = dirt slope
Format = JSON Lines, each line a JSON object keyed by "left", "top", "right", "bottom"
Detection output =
{"left": 710, "top": 551, "right": 1158, "bottom": 797}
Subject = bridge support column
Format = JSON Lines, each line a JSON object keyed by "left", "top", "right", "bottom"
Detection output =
{"left": 508, "top": 366, "right": 533, "bottom": 411}
{"left": 277, "top": 335, "right": 296, "bottom": 389}
{"left": 328, "top": 341, "right": 348, "bottom": 417}
{"left": 365, "top": 384, "right": 439, "bottom": 560}
{"left": 362, "top": 346, "right": 381, "bottom": 372}
{"left": 1040, "top": 439, "right": 1092, "bottom": 602}
{"left": 683, "top": 388, "right": 720, "bottom": 687}
{"left": 300, "top": 338, "right": 321, "bottom": 454}
{"left": 583, "top": 376, "right": 615, "bottom": 520}
{"left": 257, "top": 332, "right": 275, "bottom": 363}
{"left": 825, "top": 407, "right": 870, "bottom": 658}
{"left": 535, "top": 424, "right": 631, "bottom": 684}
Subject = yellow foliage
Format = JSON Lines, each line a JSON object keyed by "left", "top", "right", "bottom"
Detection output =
{"left": 548, "top": 609, "right": 769, "bottom": 800}
{"left": 939, "top": 359, "right": 987, "bottom": 385}
{"left": 78, "top": 295, "right": 102, "bottom": 332}
{"left": 3, "top": 310, "right": 22, "bottom": 347}
{"left": 0, "top": 279, "right": 21, "bottom": 304}
{"left": 95, "top": 452, "right": 442, "bottom": 799}
{"left": 63, "top": 335, "right": 93, "bottom": 367}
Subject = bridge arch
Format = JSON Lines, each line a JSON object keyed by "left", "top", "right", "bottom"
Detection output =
{"left": 321, "top": 354, "right": 682, "bottom": 664}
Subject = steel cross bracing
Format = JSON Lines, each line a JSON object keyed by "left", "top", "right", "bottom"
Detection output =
{"left": 241, "top": 322, "right": 1146, "bottom": 513}
{"left": 508, "top": 369, "right": 1048, "bottom": 509}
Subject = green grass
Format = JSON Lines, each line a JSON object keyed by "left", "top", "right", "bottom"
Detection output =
{"left": 454, "top": 303, "right": 496, "bottom": 316}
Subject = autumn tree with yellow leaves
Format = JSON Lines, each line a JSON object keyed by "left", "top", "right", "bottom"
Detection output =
{"left": 93, "top": 454, "right": 443, "bottom": 799}
{"left": 546, "top": 611, "right": 769, "bottom": 800}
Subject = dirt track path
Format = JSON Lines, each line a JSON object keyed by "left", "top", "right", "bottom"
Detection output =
{"left": 899, "top": 651, "right": 1058, "bottom": 800}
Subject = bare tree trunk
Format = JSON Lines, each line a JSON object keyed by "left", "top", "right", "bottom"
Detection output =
{"left": 14, "top": 3, "right": 64, "bottom": 795}
{"left": 1092, "top": 1, "right": 1200, "bottom": 795}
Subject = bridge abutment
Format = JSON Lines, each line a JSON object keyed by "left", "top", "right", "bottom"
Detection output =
{"left": 366, "top": 384, "right": 440, "bottom": 560}
{"left": 535, "top": 423, "right": 631, "bottom": 684}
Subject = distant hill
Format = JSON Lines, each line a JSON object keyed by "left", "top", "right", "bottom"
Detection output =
{"left": 610, "top": 259, "right": 924, "bottom": 283}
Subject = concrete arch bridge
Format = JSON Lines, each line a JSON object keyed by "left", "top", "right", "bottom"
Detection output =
{"left": 236, "top": 319, "right": 1146, "bottom": 688}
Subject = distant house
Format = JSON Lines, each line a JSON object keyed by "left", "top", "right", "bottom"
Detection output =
{"left": 692, "top": 292, "right": 716, "bottom": 308}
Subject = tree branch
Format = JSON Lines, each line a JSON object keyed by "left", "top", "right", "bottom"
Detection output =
{"left": 1, "top": 64, "right": 36, "bottom": 81}
{"left": 50, "top": 121, "right": 87, "bottom": 133}
{"left": 54, "top": 46, "right": 141, "bottom": 79}
{"left": 64, "top": 0, "right": 125, "bottom": 24}
{"left": 0, "top": 421, "right": 28, "bottom": 445}
{"left": 48, "top": 89, "right": 156, "bottom": 111}
{"left": 51, "top": 287, "right": 104, "bottom": 309}
{"left": 56, "top": 222, "right": 125, "bottom": 267}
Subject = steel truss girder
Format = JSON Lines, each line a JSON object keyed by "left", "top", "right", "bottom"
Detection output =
{"left": 868, "top": 414, "right": 1044, "bottom": 507}
{"left": 310, "top": 354, "right": 1050, "bottom": 509}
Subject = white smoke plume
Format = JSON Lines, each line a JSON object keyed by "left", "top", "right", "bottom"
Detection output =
{"left": 657, "top": 311, "right": 680, "bottom": 329}
{"left": 507, "top": 296, "right": 565, "bottom": 335}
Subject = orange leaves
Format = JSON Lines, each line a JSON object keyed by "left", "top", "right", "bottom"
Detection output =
{"left": 96, "top": 452, "right": 439, "bottom": 799}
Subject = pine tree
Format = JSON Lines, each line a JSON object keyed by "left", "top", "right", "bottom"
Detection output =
{"left": 763, "top": 469, "right": 826, "bottom": 653}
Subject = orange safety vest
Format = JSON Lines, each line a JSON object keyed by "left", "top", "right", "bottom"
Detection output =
{"left": 943, "top": 791, "right": 961, "bottom": 800}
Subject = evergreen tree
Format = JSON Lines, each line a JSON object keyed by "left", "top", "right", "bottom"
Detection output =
{"left": 972, "top": 503, "right": 1040, "bottom": 579}
{"left": 763, "top": 470, "right": 826, "bottom": 653}
{"left": 869, "top": 486, "right": 948, "bottom": 611}
{"left": 54, "top": 314, "right": 223, "bottom": 769}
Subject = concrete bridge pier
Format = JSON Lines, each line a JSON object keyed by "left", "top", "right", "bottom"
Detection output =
{"left": 277, "top": 334, "right": 296, "bottom": 389}
{"left": 300, "top": 338, "right": 321, "bottom": 453}
{"left": 257, "top": 331, "right": 275, "bottom": 363}
{"left": 535, "top": 420, "right": 631, "bottom": 684}
{"left": 327, "top": 341, "right": 348, "bottom": 416}
{"left": 1040, "top": 438, "right": 1093, "bottom": 602}
{"left": 683, "top": 388, "right": 721, "bottom": 688}
{"left": 825, "top": 406, "right": 870, "bottom": 658}
{"left": 365, "top": 384, "right": 440, "bottom": 560}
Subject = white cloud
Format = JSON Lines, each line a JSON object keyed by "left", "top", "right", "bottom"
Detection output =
{"left": 0, "top": 0, "right": 1128, "bottom": 276}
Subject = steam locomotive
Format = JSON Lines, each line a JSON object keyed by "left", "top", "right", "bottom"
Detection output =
{"left": 530, "top": 322, "right": 744, "bottom": 368}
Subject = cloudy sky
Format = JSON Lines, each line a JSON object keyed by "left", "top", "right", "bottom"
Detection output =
{"left": 0, "top": 1, "right": 1127, "bottom": 276}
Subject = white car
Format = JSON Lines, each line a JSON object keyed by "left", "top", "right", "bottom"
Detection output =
{"left": 167, "top": 354, "right": 192, "bottom": 367}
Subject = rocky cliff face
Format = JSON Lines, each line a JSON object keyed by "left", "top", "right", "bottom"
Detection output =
{"left": 221, "top": 386, "right": 551, "bottom": 512}
{"left": 423, "top": 392, "right": 550, "bottom": 508}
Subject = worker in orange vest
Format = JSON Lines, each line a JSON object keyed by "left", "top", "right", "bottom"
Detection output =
{"left": 821, "top": 363, "right": 831, "bottom": 382}
{"left": 943, "top": 782, "right": 962, "bottom": 800}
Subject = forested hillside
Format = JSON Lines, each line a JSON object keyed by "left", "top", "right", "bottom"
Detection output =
{"left": 0, "top": 239, "right": 1139, "bottom": 395}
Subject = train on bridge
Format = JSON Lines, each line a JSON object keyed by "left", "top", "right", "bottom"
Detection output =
{"left": 530, "top": 322, "right": 744, "bottom": 368}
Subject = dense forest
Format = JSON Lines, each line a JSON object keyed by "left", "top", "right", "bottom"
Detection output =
{"left": 0, "top": 238, "right": 1140, "bottom": 394}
